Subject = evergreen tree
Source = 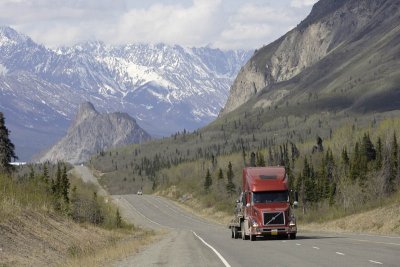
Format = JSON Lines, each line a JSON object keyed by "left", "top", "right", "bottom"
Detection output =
{"left": 218, "top": 168, "right": 224, "bottom": 180}
{"left": 375, "top": 137, "right": 383, "bottom": 171}
{"left": 341, "top": 147, "right": 350, "bottom": 166}
{"left": 250, "top": 152, "right": 256, "bottom": 167}
{"left": 115, "top": 209, "right": 122, "bottom": 228}
{"left": 204, "top": 169, "right": 212, "bottom": 192}
{"left": 388, "top": 132, "right": 398, "bottom": 192}
{"left": 0, "top": 112, "right": 18, "bottom": 173}
{"left": 61, "top": 164, "right": 70, "bottom": 204}
{"left": 226, "top": 162, "right": 236, "bottom": 195}
{"left": 42, "top": 163, "right": 49, "bottom": 184}
{"left": 29, "top": 165, "right": 35, "bottom": 180}
{"left": 361, "top": 133, "right": 376, "bottom": 162}
{"left": 256, "top": 151, "right": 266, "bottom": 167}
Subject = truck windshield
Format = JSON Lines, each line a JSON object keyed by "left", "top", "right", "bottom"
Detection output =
{"left": 252, "top": 191, "right": 289, "bottom": 203}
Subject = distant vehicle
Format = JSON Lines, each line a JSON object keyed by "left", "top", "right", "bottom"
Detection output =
{"left": 228, "top": 166, "right": 298, "bottom": 241}
{"left": 137, "top": 190, "right": 143, "bottom": 195}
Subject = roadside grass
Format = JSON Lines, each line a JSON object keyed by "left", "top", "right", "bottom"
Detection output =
{"left": 63, "top": 228, "right": 158, "bottom": 267}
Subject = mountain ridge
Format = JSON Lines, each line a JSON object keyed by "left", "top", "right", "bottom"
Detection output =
{"left": 38, "top": 102, "right": 151, "bottom": 164}
{"left": 0, "top": 26, "right": 251, "bottom": 160}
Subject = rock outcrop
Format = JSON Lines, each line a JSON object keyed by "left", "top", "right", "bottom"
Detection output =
{"left": 39, "top": 102, "right": 151, "bottom": 164}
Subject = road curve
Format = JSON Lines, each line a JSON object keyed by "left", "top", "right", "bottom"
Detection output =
{"left": 72, "top": 166, "right": 399, "bottom": 267}
{"left": 113, "top": 194, "right": 400, "bottom": 267}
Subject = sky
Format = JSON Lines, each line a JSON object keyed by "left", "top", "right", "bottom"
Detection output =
{"left": 0, "top": 0, "right": 317, "bottom": 50}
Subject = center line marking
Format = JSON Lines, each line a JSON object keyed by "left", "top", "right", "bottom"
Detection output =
{"left": 296, "top": 243, "right": 301, "bottom": 246}
{"left": 192, "top": 231, "right": 231, "bottom": 267}
{"left": 313, "top": 246, "right": 320, "bottom": 250}
{"left": 369, "top": 260, "right": 383, "bottom": 265}
{"left": 336, "top": 252, "right": 345, "bottom": 256}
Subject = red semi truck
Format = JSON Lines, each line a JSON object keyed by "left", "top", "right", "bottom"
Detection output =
{"left": 229, "top": 166, "right": 298, "bottom": 241}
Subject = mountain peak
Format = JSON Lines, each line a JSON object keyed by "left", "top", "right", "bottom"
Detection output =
{"left": 0, "top": 26, "right": 29, "bottom": 46}
{"left": 72, "top": 102, "right": 99, "bottom": 128}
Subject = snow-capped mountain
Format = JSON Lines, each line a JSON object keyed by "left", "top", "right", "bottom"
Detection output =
{"left": 0, "top": 26, "right": 251, "bottom": 160}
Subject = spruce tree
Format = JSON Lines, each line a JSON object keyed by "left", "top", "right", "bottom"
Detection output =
{"left": 375, "top": 137, "right": 383, "bottom": 171}
{"left": 256, "top": 151, "right": 266, "bottom": 167}
{"left": 0, "top": 112, "right": 18, "bottom": 173}
{"left": 226, "top": 162, "right": 236, "bottom": 195}
{"left": 61, "top": 164, "right": 70, "bottom": 204}
{"left": 388, "top": 132, "right": 398, "bottom": 192}
{"left": 250, "top": 152, "right": 256, "bottom": 167}
{"left": 218, "top": 168, "right": 224, "bottom": 180}
{"left": 204, "top": 169, "right": 212, "bottom": 192}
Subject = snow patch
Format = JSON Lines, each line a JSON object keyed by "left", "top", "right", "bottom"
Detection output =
{"left": 0, "top": 64, "right": 8, "bottom": 75}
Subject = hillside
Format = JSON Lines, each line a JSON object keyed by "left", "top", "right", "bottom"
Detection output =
{"left": 221, "top": 0, "right": 400, "bottom": 116}
{"left": 39, "top": 102, "right": 151, "bottom": 164}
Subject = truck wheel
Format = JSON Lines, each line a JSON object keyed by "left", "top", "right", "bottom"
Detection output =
{"left": 231, "top": 228, "right": 234, "bottom": 238}
{"left": 289, "top": 233, "right": 297, "bottom": 239}
{"left": 241, "top": 222, "right": 247, "bottom": 240}
{"left": 250, "top": 234, "right": 256, "bottom": 241}
{"left": 233, "top": 227, "right": 239, "bottom": 239}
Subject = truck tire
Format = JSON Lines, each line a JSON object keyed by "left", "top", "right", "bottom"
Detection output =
{"left": 231, "top": 228, "right": 234, "bottom": 238}
{"left": 241, "top": 222, "right": 247, "bottom": 240}
{"left": 250, "top": 234, "right": 256, "bottom": 241}
{"left": 289, "top": 233, "right": 297, "bottom": 239}
{"left": 233, "top": 227, "right": 239, "bottom": 239}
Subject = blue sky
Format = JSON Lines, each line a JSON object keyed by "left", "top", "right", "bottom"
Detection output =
{"left": 0, "top": 0, "right": 317, "bottom": 49}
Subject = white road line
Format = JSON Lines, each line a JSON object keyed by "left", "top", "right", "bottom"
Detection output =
{"left": 369, "top": 260, "right": 383, "bottom": 265}
{"left": 296, "top": 243, "right": 301, "bottom": 246}
{"left": 192, "top": 231, "right": 231, "bottom": 267}
{"left": 282, "top": 240, "right": 287, "bottom": 243}
{"left": 312, "top": 246, "right": 320, "bottom": 250}
{"left": 336, "top": 252, "right": 345, "bottom": 256}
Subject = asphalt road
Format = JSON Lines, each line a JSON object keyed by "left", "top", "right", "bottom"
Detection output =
{"left": 72, "top": 166, "right": 400, "bottom": 266}
{"left": 113, "top": 194, "right": 400, "bottom": 267}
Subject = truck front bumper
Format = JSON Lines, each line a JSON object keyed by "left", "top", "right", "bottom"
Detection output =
{"left": 253, "top": 226, "right": 297, "bottom": 236}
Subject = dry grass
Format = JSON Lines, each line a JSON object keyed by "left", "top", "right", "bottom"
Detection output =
{"left": 63, "top": 229, "right": 160, "bottom": 267}
{"left": 0, "top": 209, "right": 157, "bottom": 267}
{"left": 300, "top": 202, "right": 400, "bottom": 235}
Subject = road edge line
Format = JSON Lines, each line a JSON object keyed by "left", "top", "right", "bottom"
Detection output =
{"left": 192, "top": 231, "right": 231, "bottom": 267}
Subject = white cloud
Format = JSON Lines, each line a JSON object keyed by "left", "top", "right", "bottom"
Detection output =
{"left": 0, "top": 0, "right": 315, "bottom": 50}
{"left": 290, "top": 0, "right": 317, "bottom": 8}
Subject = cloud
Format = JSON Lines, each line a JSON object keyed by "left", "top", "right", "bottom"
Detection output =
{"left": 0, "top": 0, "right": 315, "bottom": 50}
{"left": 114, "top": 0, "right": 223, "bottom": 46}
{"left": 213, "top": 3, "right": 306, "bottom": 50}
{"left": 290, "top": 0, "right": 318, "bottom": 8}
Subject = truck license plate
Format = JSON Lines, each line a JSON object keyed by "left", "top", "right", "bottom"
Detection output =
{"left": 271, "top": 229, "right": 278, "bottom": 236}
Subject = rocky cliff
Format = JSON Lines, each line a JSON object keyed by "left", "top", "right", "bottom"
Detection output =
{"left": 39, "top": 102, "right": 151, "bottom": 164}
{"left": 221, "top": 0, "right": 399, "bottom": 115}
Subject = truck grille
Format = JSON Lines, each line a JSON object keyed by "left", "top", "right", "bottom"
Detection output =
{"left": 263, "top": 212, "right": 285, "bottom": 225}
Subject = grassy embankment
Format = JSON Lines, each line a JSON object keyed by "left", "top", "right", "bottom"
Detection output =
{"left": 0, "top": 166, "right": 155, "bottom": 267}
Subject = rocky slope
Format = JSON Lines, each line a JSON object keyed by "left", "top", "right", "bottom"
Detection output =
{"left": 39, "top": 102, "right": 151, "bottom": 164}
{"left": 0, "top": 27, "right": 251, "bottom": 160}
{"left": 221, "top": 0, "right": 400, "bottom": 115}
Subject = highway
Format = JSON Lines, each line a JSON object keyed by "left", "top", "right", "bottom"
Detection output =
{"left": 112, "top": 194, "right": 400, "bottom": 267}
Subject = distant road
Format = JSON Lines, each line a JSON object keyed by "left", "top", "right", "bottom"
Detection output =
{"left": 73, "top": 166, "right": 400, "bottom": 266}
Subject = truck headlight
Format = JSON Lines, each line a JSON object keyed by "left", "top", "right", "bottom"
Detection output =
{"left": 252, "top": 221, "right": 259, "bottom": 228}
